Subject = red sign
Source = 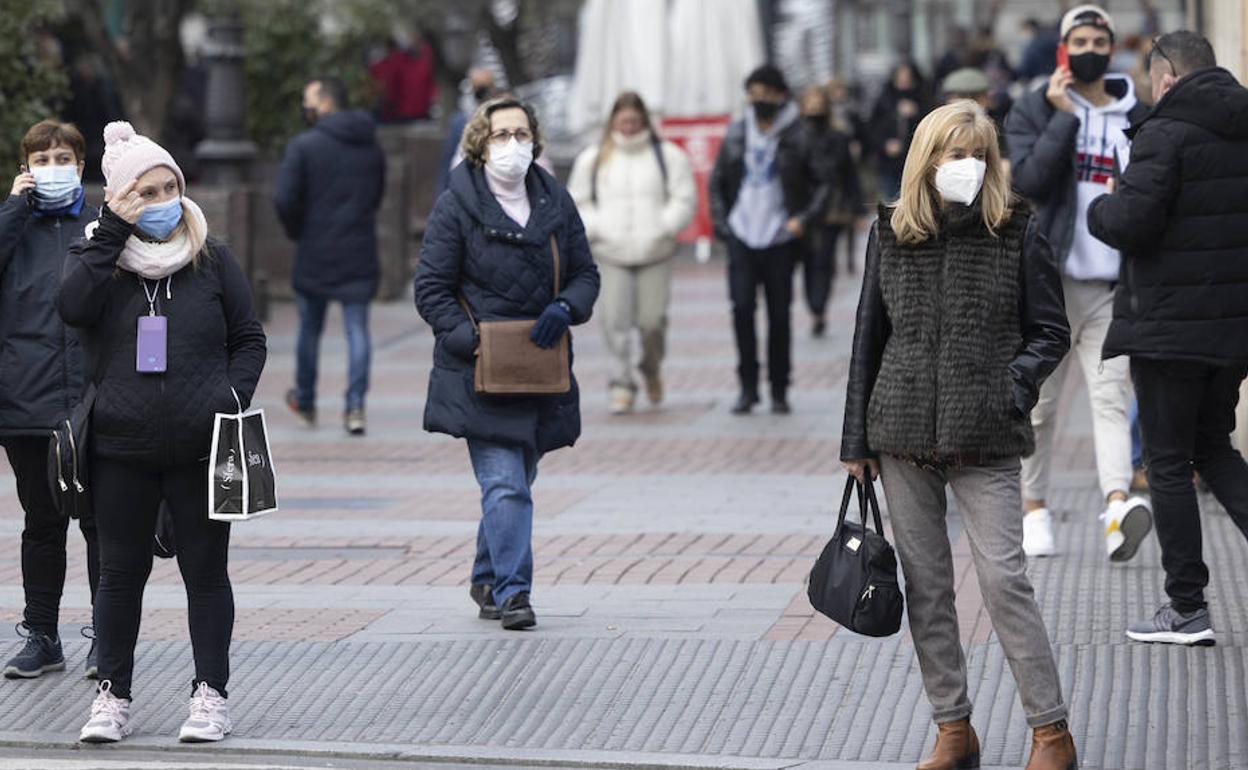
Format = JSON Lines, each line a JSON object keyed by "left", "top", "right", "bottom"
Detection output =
{"left": 659, "top": 115, "right": 732, "bottom": 243}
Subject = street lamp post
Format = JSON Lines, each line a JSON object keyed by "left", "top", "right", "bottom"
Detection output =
{"left": 195, "top": 9, "right": 257, "bottom": 184}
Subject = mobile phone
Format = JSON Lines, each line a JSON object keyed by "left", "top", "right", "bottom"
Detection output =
{"left": 1056, "top": 43, "right": 1069, "bottom": 70}
{"left": 18, "top": 164, "right": 33, "bottom": 205}
{"left": 136, "top": 315, "right": 168, "bottom": 373}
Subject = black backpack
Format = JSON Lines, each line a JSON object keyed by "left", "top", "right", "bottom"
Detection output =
{"left": 808, "top": 476, "right": 903, "bottom": 637}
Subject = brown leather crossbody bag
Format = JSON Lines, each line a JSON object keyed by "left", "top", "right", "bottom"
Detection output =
{"left": 458, "top": 235, "right": 570, "bottom": 395}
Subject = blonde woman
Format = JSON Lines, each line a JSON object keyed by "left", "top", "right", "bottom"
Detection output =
{"left": 840, "top": 102, "right": 1077, "bottom": 770}
{"left": 59, "top": 122, "right": 267, "bottom": 744}
{"left": 567, "top": 92, "right": 696, "bottom": 413}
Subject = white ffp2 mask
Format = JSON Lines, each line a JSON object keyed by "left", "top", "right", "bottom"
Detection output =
{"left": 487, "top": 139, "right": 534, "bottom": 182}
{"left": 934, "top": 157, "right": 987, "bottom": 205}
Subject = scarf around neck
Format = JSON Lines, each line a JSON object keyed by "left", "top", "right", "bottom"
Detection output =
{"left": 85, "top": 197, "right": 208, "bottom": 280}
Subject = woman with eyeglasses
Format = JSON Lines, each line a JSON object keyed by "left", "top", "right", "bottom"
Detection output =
{"left": 414, "top": 96, "right": 600, "bottom": 630}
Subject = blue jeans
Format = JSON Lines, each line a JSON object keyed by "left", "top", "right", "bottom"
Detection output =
{"left": 295, "top": 293, "right": 371, "bottom": 412}
{"left": 467, "top": 440, "right": 541, "bottom": 606}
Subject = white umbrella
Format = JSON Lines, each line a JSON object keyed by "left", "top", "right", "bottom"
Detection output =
{"left": 665, "top": 0, "right": 765, "bottom": 117}
{"left": 568, "top": 0, "right": 668, "bottom": 134}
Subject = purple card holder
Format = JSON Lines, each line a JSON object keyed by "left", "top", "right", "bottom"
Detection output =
{"left": 136, "top": 315, "right": 168, "bottom": 373}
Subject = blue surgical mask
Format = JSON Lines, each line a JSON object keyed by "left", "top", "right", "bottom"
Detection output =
{"left": 31, "top": 165, "right": 82, "bottom": 209}
{"left": 136, "top": 197, "right": 184, "bottom": 240}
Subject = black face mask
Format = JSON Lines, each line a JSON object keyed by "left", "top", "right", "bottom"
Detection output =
{"left": 474, "top": 86, "right": 491, "bottom": 103}
{"left": 302, "top": 107, "right": 319, "bottom": 127}
{"left": 804, "top": 114, "right": 828, "bottom": 129}
{"left": 1068, "top": 51, "right": 1111, "bottom": 83}
{"left": 752, "top": 100, "right": 784, "bottom": 122}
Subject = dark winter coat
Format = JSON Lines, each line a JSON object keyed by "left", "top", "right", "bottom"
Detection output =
{"left": 1007, "top": 79, "right": 1149, "bottom": 261}
{"left": 0, "top": 195, "right": 98, "bottom": 437}
{"left": 867, "top": 86, "right": 929, "bottom": 180}
{"left": 58, "top": 207, "right": 267, "bottom": 467}
{"left": 1088, "top": 68, "right": 1248, "bottom": 365}
{"left": 273, "top": 109, "right": 386, "bottom": 302}
{"left": 806, "top": 122, "right": 862, "bottom": 224}
{"left": 708, "top": 116, "right": 830, "bottom": 241}
{"left": 414, "top": 162, "right": 600, "bottom": 453}
{"left": 841, "top": 203, "right": 1070, "bottom": 465}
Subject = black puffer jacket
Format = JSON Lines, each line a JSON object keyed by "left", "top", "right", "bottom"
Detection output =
{"left": 0, "top": 195, "right": 97, "bottom": 436}
{"left": 273, "top": 110, "right": 386, "bottom": 302}
{"left": 1088, "top": 67, "right": 1248, "bottom": 365}
{"left": 708, "top": 115, "right": 830, "bottom": 241}
{"left": 841, "top": 203, "right": 1069, "bottom": 464}
{"left": 59, "top": 207, "right": 267, "bottom": 467}
{"left": 1007, "top": 76, "right": 1148, "bottom": 261}
{"left": 414, "top": 162, "right": 600, "bottom": 453}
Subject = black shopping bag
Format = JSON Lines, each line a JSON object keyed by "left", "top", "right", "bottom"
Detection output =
{"left": 209, "top": 398, "right": 278, "bottom": 522}
{"left": 808, "top": 475, "right": 903, "bottom": 637}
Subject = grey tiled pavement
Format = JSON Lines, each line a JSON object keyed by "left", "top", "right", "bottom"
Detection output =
{"left": 0, "top": 247, "right": 1246, "bottom": 769}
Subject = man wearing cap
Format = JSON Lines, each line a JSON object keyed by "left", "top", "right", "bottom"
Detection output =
{"left": 1006, "top": 4, "right": 1152, "bottom": 561}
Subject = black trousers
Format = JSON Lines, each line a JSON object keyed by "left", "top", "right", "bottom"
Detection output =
{"left": 2, "top": 436, "right": 99, "bottom": 637}
{"left": 802, "top": 224, "right": 842, "bottom": 319}
{"left": 727, "top": 237, "right": 797, "bottom": 396}
{"left": 1131, "top": 358, "right": 1248, "bottom": 612}
{"left": 92, "top": 456, "right": 233, "bottom": 700}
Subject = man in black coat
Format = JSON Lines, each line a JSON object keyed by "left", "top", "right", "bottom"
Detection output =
{"left": 1087, "top": 30, "right": 1248, "bottom": 646}
{"left": 708, "top": 64, "right": 829, "bottom": 415}
{"left": 274, "top": 77, "right": 385, "bottom": 435}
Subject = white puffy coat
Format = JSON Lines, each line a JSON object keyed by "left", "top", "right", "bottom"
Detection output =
{"left": 567, "top": 133, "right": 697, "bottom": 268}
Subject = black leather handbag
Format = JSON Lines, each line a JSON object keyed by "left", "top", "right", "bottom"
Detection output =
{"left": 808, "top": 475, "right": 904, "bottom": 637}
{"left": 47, "top": 384, "right": 95, "bottom": 520}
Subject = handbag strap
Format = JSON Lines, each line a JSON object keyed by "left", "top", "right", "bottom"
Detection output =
{"left": 456, "top": 234, "right": 561, "bottom": 331}
{"left": 837, "top": 475, "right": 886, "bottom": 536}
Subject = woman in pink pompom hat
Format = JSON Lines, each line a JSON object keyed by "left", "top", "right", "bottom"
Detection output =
{"left": 59, "top": 121, "right": 267, "bottom": 745}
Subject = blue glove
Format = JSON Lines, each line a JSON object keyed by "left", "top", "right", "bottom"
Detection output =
{"left": 531, "top": 301, "right": 572, "bottom": 349}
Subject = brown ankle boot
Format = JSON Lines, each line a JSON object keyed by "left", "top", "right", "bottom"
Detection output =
{"left": 1025, "top": 720, "right": 1078, "bottom": 770}
{"left": 916, "top": 718, "right": 980, "bottom": 770}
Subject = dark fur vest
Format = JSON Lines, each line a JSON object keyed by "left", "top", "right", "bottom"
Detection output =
{"left": 867, "top": 202, "right": 1035, "bottom": 464}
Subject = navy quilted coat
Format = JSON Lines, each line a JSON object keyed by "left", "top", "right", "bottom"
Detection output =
{"left": 58, "top": 207, "right": 268, "bottom": 467}
{"left": 414, "top": 162, "right": 600, "bottom": 452}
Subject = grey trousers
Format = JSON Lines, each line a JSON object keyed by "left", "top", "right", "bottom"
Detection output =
{"left": 879, "top": 455, "right": 1068, "bottom": 728}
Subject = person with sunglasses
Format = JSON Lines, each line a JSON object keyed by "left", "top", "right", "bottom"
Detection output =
{"left": 1088, "top": 30, "right": 1248, "bottom": 647}
{"left": 1006, "top": 4, "right": 1153, "bottom": 561}
{"left": 414, "top": 96, "right": 600, "bottom": 630}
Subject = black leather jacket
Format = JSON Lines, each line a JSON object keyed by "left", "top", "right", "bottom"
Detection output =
{"left": 840, "top": 213, "right": 1069, "bottom": 461}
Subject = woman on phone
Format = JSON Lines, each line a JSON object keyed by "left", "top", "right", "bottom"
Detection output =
{"left": 60, "top": 122, "right": 266, "bottom": 744}
{"left": 841, "top": 101, "right": 1077, "bottom": 769}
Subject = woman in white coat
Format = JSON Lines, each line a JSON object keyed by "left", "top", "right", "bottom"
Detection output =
{"left": 568, "top": 92, "right": 696, "bottom": 414}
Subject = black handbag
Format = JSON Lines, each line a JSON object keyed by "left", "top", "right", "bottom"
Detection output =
{"left": 808, "top": 475, "right": 904, "bottom": 637}
{"left": 47, "top": 383, "right": 95, "bottom": 520}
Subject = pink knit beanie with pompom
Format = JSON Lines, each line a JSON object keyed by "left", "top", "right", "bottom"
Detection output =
{"left": 100, "top": 121, "right": 186, "bottom": 194}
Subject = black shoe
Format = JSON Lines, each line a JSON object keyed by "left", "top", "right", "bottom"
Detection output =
{"left": 730, "top": 392, "right": 759, "bottom": 415}
{"left": 771, "top": 390, "right": 791, "bottom": 414}
{"left": 3, "top": 624, "right": 65, "bottom": 679}
{"left": 812, "top": 318, "right": 827, "bottom": 338}
{"left": 470, "top": 584, "right": 501, "bottom": 620}
{"left": 499, "top": 592, "right": 537, "bottom": 630}
{"left": 82, "top": 626, "right": 97, "bottom": 680}
{"left": 285, "top": 388, "right": 316, "bottom": 428}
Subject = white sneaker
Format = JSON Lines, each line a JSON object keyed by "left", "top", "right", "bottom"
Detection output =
{"left": 1101, "top": 496, "right": 1154, "bottom": 562}
{"left": 179, "top": 682, "right": 232, "bottom": 742}
{"left": 79, "top": 680, "right": 132, "bottom": 743}
{"left": 1023, "top": 509, "right": 1056, "bottom": 557}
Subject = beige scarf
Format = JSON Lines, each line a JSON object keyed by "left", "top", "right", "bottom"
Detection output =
{"left": 85, "top": 197, "right": 208, "bottom": 280}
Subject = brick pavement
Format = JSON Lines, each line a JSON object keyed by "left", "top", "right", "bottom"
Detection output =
{"left": 0, "top": 250, "right": 1245, "bottom": 769}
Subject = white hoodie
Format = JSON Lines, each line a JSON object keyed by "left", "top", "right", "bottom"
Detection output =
{"left": 1067, "top": 74, "right": 1137, "bottom": 281}
{"left": 568, "top": 131, "right": 696, "bottom": 268}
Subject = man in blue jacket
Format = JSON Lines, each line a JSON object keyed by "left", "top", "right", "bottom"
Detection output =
{"left": 274, "top": 77, "right": 386, "bottom": 435}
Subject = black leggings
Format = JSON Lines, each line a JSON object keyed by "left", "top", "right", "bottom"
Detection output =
{"left": 2, "top": 437, "right": 99, "bottom": 637}
{"left": 92, "top": 456, "right": 233, "bottom": 700}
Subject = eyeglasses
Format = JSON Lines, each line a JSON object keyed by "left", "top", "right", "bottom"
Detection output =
{"left": 488, "top": 128, "right": 533, "bottom": 145}
{"left": 1148, "top": 38, "right": 1177, "bottom": 77}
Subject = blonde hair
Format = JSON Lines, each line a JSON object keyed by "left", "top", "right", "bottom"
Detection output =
{"left": 178, "top": 200, "right": 208, "bottom": 266}
{"left": 889, "top": 100, "right": 1011, "bottom": 245}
